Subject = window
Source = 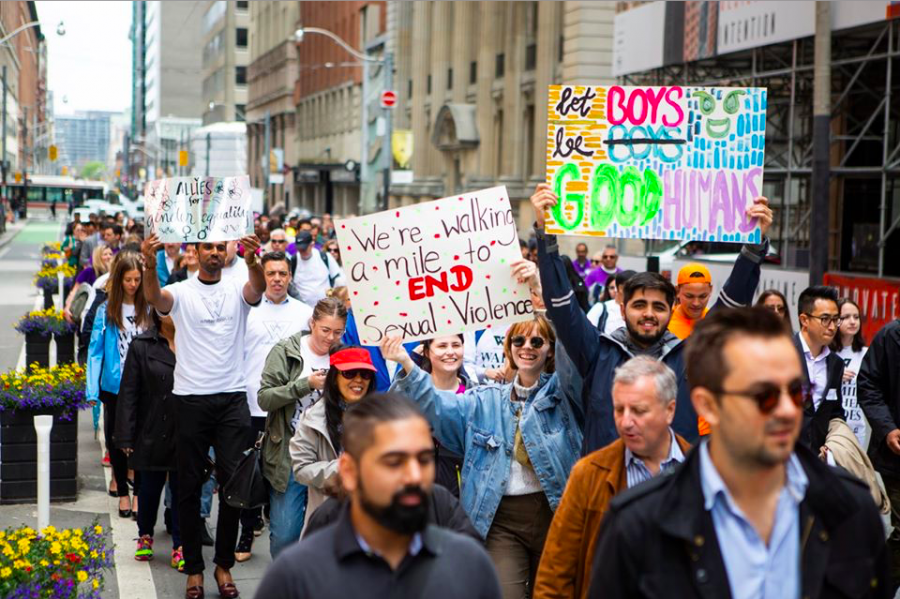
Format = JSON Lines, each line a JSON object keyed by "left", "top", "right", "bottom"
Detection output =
{"left": 469, "top": 61, "right": 477, "bottom": 84}
{"left": 236, "top": 1, "right": 248, "bottom": 10}
{"left": 427, "top": 74, "right": 432, "bottom": 95}
{"left": 525, "top": 43, "right": 536, "bottom": 71}
{"left": 235, "top": 104, "right": 246, "bottom": 122}
{"left": 447, "top": 68, "right": 453, "bottom": 90}
{"left": 495, "top": 53, "right": 505, "bottom": 78}
{"left": 236, "top": 27, "right": 248, "bottom": 48}
{"left": 235, "top": 66, "right": 247, "bottom": 86}
{"left": 408, "top": 78, "right": 412, "bottom": 98}
{"left": 558, "top": 35, "right": 564, "bottom": 63}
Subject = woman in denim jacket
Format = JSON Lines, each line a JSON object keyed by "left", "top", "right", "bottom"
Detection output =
{"left": 382, "top": 261, "right": 583, "bottom": 599}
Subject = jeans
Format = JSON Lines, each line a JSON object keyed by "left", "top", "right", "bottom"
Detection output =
{"left": 485, "top": 493, "right": 554, "bottom": 599}
{"left": 268, "top": 475, "right": 308, "bottom": 559}
{"left": 175, "top": 392, "right": 252, "bottom": 576}
{"left": 139, "top": 470, "right": 181, "bottom": 548}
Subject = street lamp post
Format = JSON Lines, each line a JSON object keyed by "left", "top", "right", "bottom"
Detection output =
{"left": 294, "top": 27, "right": 393, "bottom": 214}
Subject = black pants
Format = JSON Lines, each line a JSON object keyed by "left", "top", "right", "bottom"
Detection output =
{"left": 139, "top": 470, "right": 180, "bottom": 548}
{"left": 175, "top": 392, "right": 252, "bottom": 575}
{"left": 101, "top": 391, "right": 131, "bottom": 498}
{"left": 239, "top": 416, "right": 268, "bottom": 536}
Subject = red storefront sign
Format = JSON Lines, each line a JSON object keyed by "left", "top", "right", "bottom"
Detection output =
{"left": 823, "top": 272, "right": 900, "bottom": 342}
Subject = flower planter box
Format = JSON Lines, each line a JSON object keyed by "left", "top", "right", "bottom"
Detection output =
{"left": 24, "top": 332, "right": 51, "bottom": 368}
{"left": 42, "top": 287, "right": 53, "bottom": 309}
{"left": 0, "top": 408, "right": 78, "bottom": 504}
{"left": 54, "top": 332, "right": 75, "bottom": 365}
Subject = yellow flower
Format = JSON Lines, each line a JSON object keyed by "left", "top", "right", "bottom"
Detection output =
{"left": 50, "top": 541, "right": 62, "bottom": 555}
{"left": 90, "top": 550, "right": 98, "bottom": 559}
{"left": 92, "top": 579, "right": 100, "bottom": 590}
{"left": 0, "top": 567, "right": 10, "bottom": 578}
{"left": 93, "top": 525, "right": 103, "bottom": 535}
{"left": 40, "top": 560, "right": 49, "bottom": 567}
{"left": 77, "top": 570, "right": 88, "bottom": 583}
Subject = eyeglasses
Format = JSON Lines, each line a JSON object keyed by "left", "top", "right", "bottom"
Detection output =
{"left": 510, "top": 335, "right": 546, "bottom": 349}
{"left": 804, "top": 313, "right": 843, "bottom": 327}
{"left": 768, "top": 305, "right": 786, "bottom": 314}
{"left": 339, "top": 369, "right": 374, "bottom": 381}
{"left": 591, "top": 259, "right": 601, "bottom": 265}
{"left": 328, "top": 248, "right": 340, "bottom": 254}
{"left": 602, "top": 255, "right": 617, "bottom": 260}
{"left": 714, "top": 378, "right": 807, "bottom": 414}
{"left": 271, "top": 239, "right": 286, "bottom": 244}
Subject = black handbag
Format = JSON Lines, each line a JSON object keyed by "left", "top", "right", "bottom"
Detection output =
{"left": 222, "top": 432, "right": 267, "bottom": 509}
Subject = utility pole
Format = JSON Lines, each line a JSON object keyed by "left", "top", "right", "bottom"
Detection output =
{"left": 810, "top": 1, "right": 831, "bottom": 285}
{"left": 22, "top": 105, "right": 28, "bottom": 219}
{"left": 205, "top": 132, "right": 211, "bottom": 177}
{"left": 263, "top": 110, "right": 270, "bottom": 209}
{"left": 381, "top": 52, "right": 393, "bottom": 212}
{"left": 2, "top": 65, "right": 7, "bottom": 223}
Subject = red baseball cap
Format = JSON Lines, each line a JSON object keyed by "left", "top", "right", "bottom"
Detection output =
{"left": 329, "top": 347, "right": 377, "bottom": 371}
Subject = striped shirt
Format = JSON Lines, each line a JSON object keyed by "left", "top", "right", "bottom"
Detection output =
{"left": 624, "top": 428, "right": 685, "bottom": 488}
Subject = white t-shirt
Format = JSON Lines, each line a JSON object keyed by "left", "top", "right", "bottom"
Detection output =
{"left": 838, "top": 345, "right": 870, "bottom": 449}
{"left": 165, "top": 275, "right": 254, "bottom": 395}
{"left": 293, "top": 251, "right": 346, "bottom": 307}
{"left": 221, "top": 258, "right": 249, "bottom": 284}
{"left": 244, "top": 295, "right": 313, "bottom": 417}
{"left": 473, "top": 324, "right": 510, "bottom": 383}
{"left": 116, "top": 303, "right": 145, "bottom": 365}
{"left": 291, "top": 335, "right": 330, "bottom": 432}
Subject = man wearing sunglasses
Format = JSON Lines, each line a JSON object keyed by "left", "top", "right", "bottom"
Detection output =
{"left": 588, "top": 307, "right": 888, "bottom": 599}
{"left": 793, "top": 286, "right": 846, "bottom": 455}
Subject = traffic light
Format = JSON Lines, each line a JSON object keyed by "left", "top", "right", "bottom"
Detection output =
{"left": 48, "top": 145, "right": 58, "bottom": 162}
{"left": 179, "top": 150, "right": 189, "bottom": 167}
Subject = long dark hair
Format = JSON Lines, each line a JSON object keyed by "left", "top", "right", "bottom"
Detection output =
{"left": 322, "top": 343, "right": 373, "bottom": 454}
{"left": 755, "top": 289, "right": 792, "bottom": 333}
{"left": 831, "top": 298, "right": 866, "bottom": 353}
{"left": 105, "top": 251, "right": 151, "bottom": 331}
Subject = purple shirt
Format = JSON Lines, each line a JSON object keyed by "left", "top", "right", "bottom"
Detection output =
{"left": 572, "top": 258, "right": 591, "bottom": 279}
{"left": 75, "top": 267, "right": 97, "bottom": 286}
{"left": 585, "top": 266, "right": 621, "bottom": 290}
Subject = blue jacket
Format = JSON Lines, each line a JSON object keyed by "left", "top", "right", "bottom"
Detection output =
{"left": 86, "top": 302, "right": 123, "bottom": 401}
{"left": 537, "top": 228, "right": 767, "bottom": 454}
{"left": 391, "top": 365, "right": 583, "bottom": 539}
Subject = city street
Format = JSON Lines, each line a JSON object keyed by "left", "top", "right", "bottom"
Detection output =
{"left": 0, "top": 217, "right": 272, "bottom": 599}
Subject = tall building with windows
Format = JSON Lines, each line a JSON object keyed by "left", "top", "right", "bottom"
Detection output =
{"left": 202, "top": 0, "right": 250, "bottom": 125}
{"left": 246, "top": 1, "right": 299, "bottom": 211}
{"left": 55, "top": 111, "right": 116, "bottom": 174}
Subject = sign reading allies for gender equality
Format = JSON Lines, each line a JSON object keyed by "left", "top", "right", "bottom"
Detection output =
{"left": 335, "top": 186, "right": 534, "bottom": 344}
{"left": 545, "top": 85, "right": 767, "bottom": 243}
{"left": 144, "top": 175, "right": 254, "bottom": 243}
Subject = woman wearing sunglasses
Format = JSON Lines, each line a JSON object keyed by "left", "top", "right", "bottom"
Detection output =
{"left": 289, "top": 345, "right": 377, "bottom": 530}
{"left": 382, "top": 307, "right": 583, "bottom": 598}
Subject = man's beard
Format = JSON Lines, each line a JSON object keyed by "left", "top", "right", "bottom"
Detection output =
{"left": 625, "top": 317, "right": 666, "bottom": 347}
{"left": 359, "top": 483, "right": 430, "bottom": 535}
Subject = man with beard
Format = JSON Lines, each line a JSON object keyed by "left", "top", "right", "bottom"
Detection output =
{"left": 587, "top": 308, "right": 888, "bottom": 599}
{"left": 530, "top": 183, "right": 772, "bottom": 453}
{"left": 142, "top": 233, "right": 265, "bottom": 599}
{"left": 255, "top": 393, "right": 501, "bottom": 599}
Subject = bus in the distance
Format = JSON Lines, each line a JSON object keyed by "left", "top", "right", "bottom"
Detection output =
{"left": 5, "top": 175, "right": 109, "bottom": 216}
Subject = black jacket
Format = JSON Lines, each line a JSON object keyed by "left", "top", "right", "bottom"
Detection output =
{"left": 588, "top": 442, "right": 889, "bottom": 599}
{"left": 166, "top": 267, "right": 190, "bottom": 285}
{"left": 114, "top": 328, "right": 178, "bottom": 471}
{"left": 859, "top": 319, "right": 900, "bottom": 477}
{"left": 793, "top": 333, "right": 846, "bottom": 451}
{"left": 303, "top": 484, "right": 481, "bottom": 543}
{"left": 77, "top": 289, "right": 107, "bottom": 364}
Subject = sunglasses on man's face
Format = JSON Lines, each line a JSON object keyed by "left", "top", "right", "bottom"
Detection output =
{"left": 591, "top": 259, "right": 601, "bottom": 265}
{"left": 339, "top": 369, "right": 374, "bottom": 381}
{"left": 716, "top": 378, "right": 807, "bottom": 415}
{"left": 510, "top": 335, "right": 546, "bottom": 349}
{"left": 271, "top": 239, "right": 286, "bottom": 244}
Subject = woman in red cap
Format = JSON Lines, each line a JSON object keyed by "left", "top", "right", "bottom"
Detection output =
{"left": 289, "top": 344, "right": 377, "bottom": 528}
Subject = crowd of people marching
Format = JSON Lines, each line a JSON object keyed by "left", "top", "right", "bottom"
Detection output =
{"left": 57, "top": 183, "right": 900, "bottom": 599}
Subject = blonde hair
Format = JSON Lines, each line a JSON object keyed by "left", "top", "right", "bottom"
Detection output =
{"left": 327, "top": 286, "right": 349, "bottom": 304}
{"left": 92, "top": 245, "right": 112, "bottom": 276}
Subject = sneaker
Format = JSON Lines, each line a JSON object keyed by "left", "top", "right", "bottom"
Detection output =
{"left": 252, "top": 517, "right": 265, "bottom": 537}
{"left": 102, "top": 451, "right": 111, "bottom": 467}
{"left": 200, "top": 520, "right": 215, "bottom": 547}
{"left": 170, "top": 547, "right": 185, "bottom": 572}
{"left": 134, "top": 535, "right": 154, "bottom": 561}
{"left": 234, "top": 530, "right": 253, "bottom": 563}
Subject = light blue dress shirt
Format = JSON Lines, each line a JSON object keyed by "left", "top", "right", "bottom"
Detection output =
{"left": 623, "top": 428, "right": 685, "bottom": 488}
{"left": 699, "top": 441, "right": 808, "bottom": 599}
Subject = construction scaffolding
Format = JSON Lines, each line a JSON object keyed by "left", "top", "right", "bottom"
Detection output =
{"left": 620, "top": 19, "right": 900, "bottom": 278}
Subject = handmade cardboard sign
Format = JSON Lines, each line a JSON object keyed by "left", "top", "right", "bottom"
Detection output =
{"left": 545, "top": 85, "right": 767, "bottom": 243}
{"left": 144, "top": 175, "right": 254, "bottom": 242}
{"left": 336, "top": 186, "right": 534, "bottom": 343}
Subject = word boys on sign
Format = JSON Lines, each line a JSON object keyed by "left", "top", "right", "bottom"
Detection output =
{"left": 336, "top": 186, "right": 533, "bottom": 343}
{"left": 144, "top": 175, "right": 254, "bottom": 243}
{"left": 545, "top": 84, "right": 767, "bottom": 243}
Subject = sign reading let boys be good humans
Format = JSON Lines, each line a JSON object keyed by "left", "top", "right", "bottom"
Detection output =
{"left": 336, "top": 186, "right": 534, "bottom": 343}
{"left": 545, "top": 84, "right": 767, "bottom": 243}
{"left": 144, "top": 175, "right": 254, "bottom": 243}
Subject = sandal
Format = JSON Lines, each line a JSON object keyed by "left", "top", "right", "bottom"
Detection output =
{"left": 185, "top": 586, "right": 204, "bottom": 599}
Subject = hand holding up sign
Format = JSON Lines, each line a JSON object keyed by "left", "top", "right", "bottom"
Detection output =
{"left": 530, "top": 183, "right": 558, "bottom": 230}
{"left": 141, "top": 233, "right": 163, "bottom": 268}
{"left": 746, "top": 197, "right": 773, "bottom": 239}
{"left": 381, "top": 336, "right": 415, "bottom": 375}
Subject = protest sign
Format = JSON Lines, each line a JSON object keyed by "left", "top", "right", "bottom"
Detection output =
{"left": 336, "top": 186, "right": 534, "bottom": 343}
{"left": 545, "top": 85, "right": 767, "bottom": 243}
{"left": 144, "top": 175, "right": 254, "bottom": 242}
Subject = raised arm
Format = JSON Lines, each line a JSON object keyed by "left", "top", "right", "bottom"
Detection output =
{"left": 710, "top": 196, "right": 773, "bottom": 312}
{"left": 531, "top": 184, "right": 602, "bottom": 377}
{"left": 141, "top": 234, "right": 174, "bottom": 313}
{"left": 240, "top": 235, "right": 266, "bottom": 305}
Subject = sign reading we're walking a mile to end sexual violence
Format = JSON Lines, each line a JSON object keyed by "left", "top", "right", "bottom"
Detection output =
{"left": 336, "top": 186, "right": 534, "bottom": 343}
{"left": 545, "top": 85, "right": 767, "bottom": 243}
{"left": 144, "top": 175, "right": 254, "bottom": 243}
